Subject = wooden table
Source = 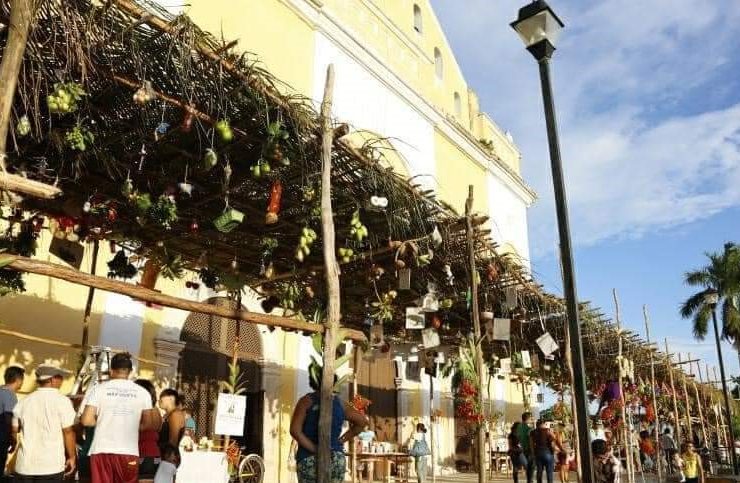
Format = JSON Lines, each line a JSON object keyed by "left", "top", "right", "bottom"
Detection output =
{"left": 356, "top": 452, "right": 413, "bottom": 482}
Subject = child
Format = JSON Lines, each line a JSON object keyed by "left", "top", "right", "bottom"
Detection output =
{"left": 592, "top": 439, "right": 620, "bottom": 483}
{"left": 677, "top": 442, "right": 704, "bottom": 483}
{"left": 154, "top": 444, "right": 180, "bottom": 483}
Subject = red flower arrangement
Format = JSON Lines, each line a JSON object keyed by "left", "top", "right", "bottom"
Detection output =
{"left": 454, "top": 379, "right": 484, "bottom": 425}
{"left": 350, "top": 394, "right": 372, "bottom": 415}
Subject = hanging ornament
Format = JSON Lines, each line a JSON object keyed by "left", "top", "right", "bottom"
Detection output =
{"left": 349, "top": 210, "right": 369, "bottom": 242}
{"left": 215, "top": 119, "right": 233, "bottom": 142}
{"left": 178, "top": 165, "right": 193, "bottom": 197}
{"left": 213, "top": 206, "right": 244, "bottom": 233}
{"left": 295, "top": 227, "right": 317, "bottom": 262}
{"left": 83, "top": 201, "right": 92, "bottom": 213}
{"left": 369, "top": 195, "right": 388, "bottom": 211}
{"left": 122, "top": 176, "right": 134, "bottom": 198}
{"left": 202, "top": 148, "right": 218, "bottom": 171}
{"left": 138, "top": 144, "right": 147, "bottom": 172}
{"left": 16, "top": 115, "right": 31, "bottom": 136}
{"left": 251, "top": 158, "right": 271, "bottom": 179}
{"left": 231, "top": 256, "right": 239, "bottom": 273}
{"left": 189, "top": 219, "right": 199, "bottom": 232}
{"left": 264, "top": 262, "right": 275, "bottom": 280}
{"left": 444, "top": 264, "right": 454, "bottom": 285}
{"left": 265, "top": 179, "right": 283, "bottom": 225}
{"left": 133, "top": 80, "right": 156, "bottom": 105}
{"left": 106, "top": 207, "right": 117, "bottom": 223}
{"left": 154, "top": 122, "right": 170, "bottom": 141}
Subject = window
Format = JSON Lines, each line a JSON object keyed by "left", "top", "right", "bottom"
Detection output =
{"left": 434, "top": 47, "right": 443, "bottom": 80}
{"left": 454, "top": 92, "right": 462, "bottom": 117}
{"left": 413, "top": 4, "right": 423, "bottom": 33}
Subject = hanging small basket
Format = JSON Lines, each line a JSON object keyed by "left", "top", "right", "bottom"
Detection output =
{"left": 213, "top": 207, "right": 244, "bottom": 233}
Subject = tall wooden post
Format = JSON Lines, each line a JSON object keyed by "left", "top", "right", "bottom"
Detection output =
{"left": 613, "top": 289, "right": 634, "bottom": 483}
{"left": 707, "top": 364, "right": 726, "bottom": 451}
{"left": 317, "top": 64, "right": 339, "bottom": 483}
{"left": 642, "top": 305, "right": 661, "bottom": 482}
{"left": 0, "top": 0, "right": 38, "bottom": 171}
{"left": 679, "top": 354, "right": 693, "bottom": 443}
{"left": 665, "top": 339, "right": 682, "bottom": 443}
{"left": 713, "top": 367, "right": 730, "bottom": 455}
{"left": 690, "top": 359, "right": 708, "bottom": 450}
{"left": 465, "top": 185, "right": 487, "bottom": 483}
{"left": 81, "top": 240, "right": 100, "bottom": 348}
{"left": 351, "top": 346, "right": 360, "bottom": 483}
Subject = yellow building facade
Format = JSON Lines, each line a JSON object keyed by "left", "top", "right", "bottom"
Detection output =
{"left": 0, "top": 0, "right": 540, "bottom": 480}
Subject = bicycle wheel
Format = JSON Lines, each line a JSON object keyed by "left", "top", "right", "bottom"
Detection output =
{"left": 238, "top": 453, "right": 265, "bottom": 483}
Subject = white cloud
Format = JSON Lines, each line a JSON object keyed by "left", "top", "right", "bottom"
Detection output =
{"left": 430, "top": 0, "right": 740, "bottom": 257}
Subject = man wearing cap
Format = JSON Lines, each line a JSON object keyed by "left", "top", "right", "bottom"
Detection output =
{"left": 11, "top": 364, "right": 76, "bottom": 481}
{"left": 80, "top": 352, "right": 161, "bottom": 483}
{"left": 1, "top": 365, "right": 24, "bottom": 480}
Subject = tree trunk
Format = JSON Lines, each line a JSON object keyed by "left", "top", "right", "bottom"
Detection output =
{"left": 317, "top": 64, "right": 338, "bottom": 483}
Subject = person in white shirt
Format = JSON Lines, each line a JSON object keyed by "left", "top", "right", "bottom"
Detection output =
{"left": 11, "top": 364, "right": 76, "bottom": 481}
{"left": 80, "top": 352, "right": 161, "bottom": 483}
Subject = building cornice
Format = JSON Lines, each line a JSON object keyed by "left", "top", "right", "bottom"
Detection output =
{"left": 279, "top": 0, "right": 537, "bottom": 205}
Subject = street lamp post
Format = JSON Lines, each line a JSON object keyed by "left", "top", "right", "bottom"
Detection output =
{"left": 510, "top": 2, "right": 594, "bottom": 482}
{"left": 705, "top": 290, "right": 738, "bottom": 474}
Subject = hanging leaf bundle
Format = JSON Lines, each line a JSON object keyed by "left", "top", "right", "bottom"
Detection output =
{"left": 107, "top": 251, "right": 137, "bottom": 279}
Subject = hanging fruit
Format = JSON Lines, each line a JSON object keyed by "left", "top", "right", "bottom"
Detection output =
{"left": 338, "top": 247, "right": 354, "bottom": 263}
{"left": 215, "top": 119, "right": 233, "bottom": 142}
{"left": 133, "top": 80, "right": 156, "bottom": 105}
{"left": 265, "top": 180, "right": 283, "bottom": 225}
{"left": 202, "top": 149, "right": 218, "bottom": 170}
{"left": 250, "top": 159, "right": 271, "bottom": 179}
{"left": 16, "top": 115, "right": 31, "bottom": 136}
{"left": 46, "top": 82, "right": 86, "bottom": 114}
{"left": 265, "top": 121, "right": 290, "bottom": 166}
{"left": 65, "top": 125, "right": 95, "bottom": 152}
{"left": 295, "top": 227, "right": 317, "bottom": 262}
{"left": 349, "top": 210, "right": 368, "bottom": 242}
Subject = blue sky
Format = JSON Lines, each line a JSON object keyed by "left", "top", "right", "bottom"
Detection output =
{"left": 430, "top": 0, "right": 740, "bottom": 380}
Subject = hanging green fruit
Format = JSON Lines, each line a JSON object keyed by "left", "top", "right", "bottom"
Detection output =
{"left": 295, "top": 226, "right": 317, "bottom": 262}
{"left": 46, "top": 82, "right": 86, "bottom": 114}
{"left": 215, "top": 120, "right": 233, "bottom": 142}
{"left": 16, "top": 115, "right": 31, "bottom": 136}
{"left": 202, "top": 148, "right": 218, "bottom": 170}
{"left": 65, "top": 125, "right": 95, "bottom": 152}
{"left": 338, "top": 247, "right": 355, "bottom": 264}
{"left": 349, "top": 210, "right": 369, "bottom": 242}
{"left": 250, "top": 159, "right": 271, "bottom": 179}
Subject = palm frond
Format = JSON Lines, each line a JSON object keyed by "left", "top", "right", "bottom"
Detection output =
{"left": 721, "top": 297, "right": 740, "bottom": 341}
{"left": 692, "top": 305, "right": 712, "bottom": 340}
{"left": 684, "top": 269, "right": 712, "bottom": 288}
{"left": 680, "top": 291, "right": 708, "bottom": 320}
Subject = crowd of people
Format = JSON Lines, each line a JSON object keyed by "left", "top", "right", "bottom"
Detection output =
{"left": 506, "top": 411, "right": 707, "bottom": 483}
{"left": 0, "top": 354, "right": 196, "bottom": 482}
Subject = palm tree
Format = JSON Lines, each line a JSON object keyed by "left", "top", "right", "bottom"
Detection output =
{"left": 680, "top": 242, "right": 740, "bottom": 346}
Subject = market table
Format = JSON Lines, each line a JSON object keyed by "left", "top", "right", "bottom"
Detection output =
{"left": 176, "top": 450, "right": 230, "bottom": 483}
{"left": 356, "top": 452, "right": 413, "bottom": 482}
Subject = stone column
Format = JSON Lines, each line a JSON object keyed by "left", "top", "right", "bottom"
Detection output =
{"left": 153, "top": 335, "right": 186, "bottom": 387}
{"left": 261, "top": 362, "right": 283, "bottom": 482}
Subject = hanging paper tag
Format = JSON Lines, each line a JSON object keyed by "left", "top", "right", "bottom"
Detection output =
{"left": 421, "top": 328, "right": 440, "bottom": 348}
{"left": 499, "top": 358, "right": 511, "bottom": 374}
{"left": 493, "top": 318, "right": 511, "bottom": 341}
{"left": 521, "top": 350, "right": 532, "bottom": 369}
{"left": 405, "top": 307, "right": 425, "bottom": 329}
{"left": 536, "top": 331, "right": 559, "bottom": 356}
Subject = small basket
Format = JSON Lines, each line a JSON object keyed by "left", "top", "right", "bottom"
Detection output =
{"left": 213, "top": 207, "right": 244, "bottom": 233}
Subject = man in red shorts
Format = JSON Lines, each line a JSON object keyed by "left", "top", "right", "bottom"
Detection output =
{"left": 80, "top": 353, "right": 161, "bottom": 483}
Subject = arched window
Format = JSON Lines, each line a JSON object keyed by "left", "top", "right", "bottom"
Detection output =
{"left": 434, "top": 48, "right": 443, "bottom": 80}
{"left": 413, "top": 4, "right": 423, "bottom": 33}
{"left": 454, "top": 92, "right": 462, "bottom": 117}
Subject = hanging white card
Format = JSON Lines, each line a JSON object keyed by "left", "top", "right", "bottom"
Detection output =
{"left": 405, "top": 307, "right": 425, "bottom": 329}
{"left": 493, "top": 318, "right": 511, "bottom": 341}
{"left": 421, "top": 328, "right": 441, "bottom": 349}
{"left": 536, "top": 332, "right": 559, "bottom": 356}
{"left": 499, "top": 358, "right": 511, "bottom": 374}
{"left": 521, "top": 350, "right": 532, "bottom": 369}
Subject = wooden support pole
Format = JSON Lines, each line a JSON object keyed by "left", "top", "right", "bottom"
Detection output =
{"left": 430, "top": 372, "right": 436, "bottom": 483}
{"left": 613, "top": 289, "right": 634, "bottom": 483}
{"left": 0, "top": 172, "right": 62, "bottom": 199}
{"left": 465, "top": 185, "right": 486, "bottom": 483}
{"left": 643, "top": 305, "right": 661, "bottom": 482}
{"left": 691, "top": 359, "right": 709, "bottom": 451}
{"left": 666, "top": 338, "right": 682, "bottom": 443}
{"left": 707, "top": 364, "right": 726, "bottom": 451}
{"left": 680, "top": 354, "right": 693, "bottom": 442}
{"left": 351, "top": 346, "right": 360, "bottom": 483}
{"left": 1, "top": 254, "right": 365, "bottom": 341}
{"left": 80, "top": 240, "right": 100, "bottom": 348}
{"left": 0, "top": 0, "right": 37, "bottom": 172}
{"left": 713, "top": 366, "right": 730, "bottom": 453}
{"left": 317, "top": 64, "right": 338, "bottom": 483}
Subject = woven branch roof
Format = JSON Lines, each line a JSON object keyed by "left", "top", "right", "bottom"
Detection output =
{"left": 0, "top": 0, "right": 720, "bottom": 403}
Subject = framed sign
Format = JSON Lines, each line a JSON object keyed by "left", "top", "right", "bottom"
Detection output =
{"left": 493, "top": 318, "right": 511, "bottom": 341}
{"left": 536, "top": 332, "right": 559, "bottom": 357}
{"left": 214, "top": 393, "right": 246, "bottom": 436}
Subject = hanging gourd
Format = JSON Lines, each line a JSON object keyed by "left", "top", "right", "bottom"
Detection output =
{"left": 16, "top": 115, "right": 31, "bottom": 136}
{"left": 265, "top": 180, "right": 283, "bottom": 224}
{"left": 215, "top": 119, "right": 233, "bottom": 142}
{"left": 349, "top": 210, "right": 368, "bottom": 242}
